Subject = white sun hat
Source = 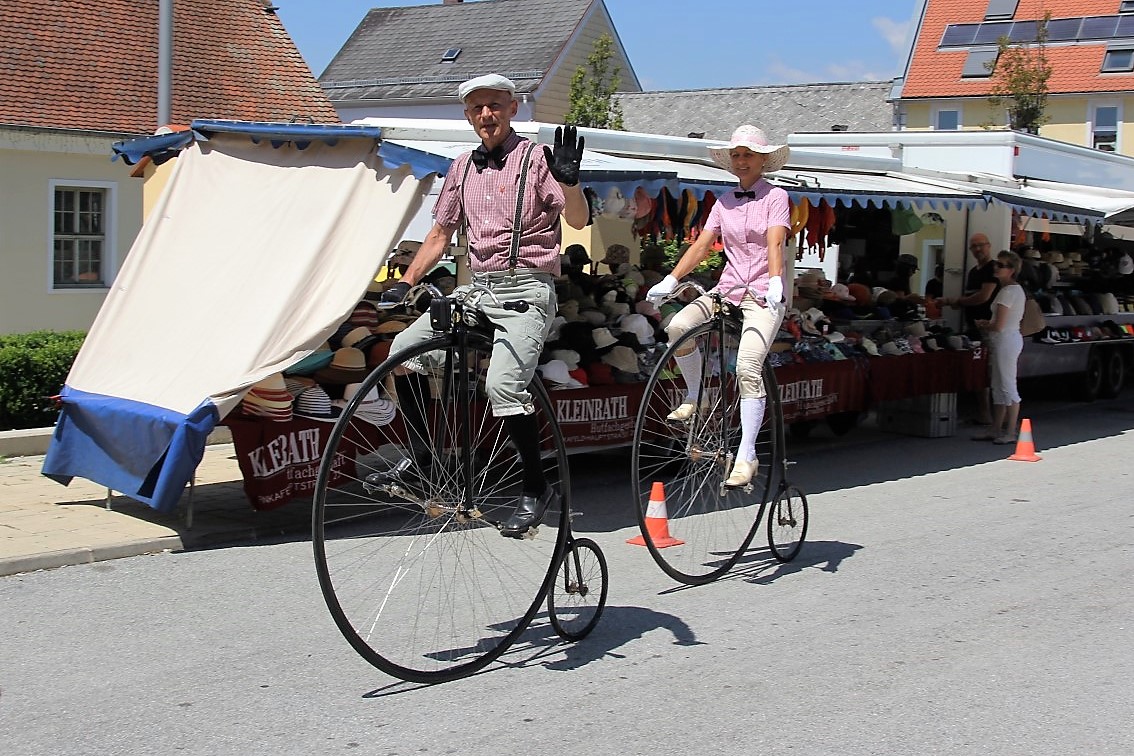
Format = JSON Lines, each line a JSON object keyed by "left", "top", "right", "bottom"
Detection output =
{"left": 708, "top": 125, "right": 791, "bottom": 174}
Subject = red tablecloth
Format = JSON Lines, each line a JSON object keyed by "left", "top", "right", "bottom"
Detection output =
{"left": 223, "top": 349, "right": 988, "bottom": 510}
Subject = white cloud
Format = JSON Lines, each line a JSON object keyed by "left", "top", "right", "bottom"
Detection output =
{"left": 873, "top": 16, "right": 912, "bottom": 57}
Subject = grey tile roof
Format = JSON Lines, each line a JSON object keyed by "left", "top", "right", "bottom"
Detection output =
{"left": 320, "top": 0, "right": 594, "bottom": 102}
{"left": 614, "top": 82, "right": 896, "bottom": 143}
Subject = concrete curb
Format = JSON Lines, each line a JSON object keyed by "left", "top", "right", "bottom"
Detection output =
{"left": 0, "top": 535, "right": 184, "bottom": 577}
{"left": 0, "top": 425, "right": 233, "bottom": 459}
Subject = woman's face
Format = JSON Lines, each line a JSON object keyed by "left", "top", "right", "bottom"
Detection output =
{"left": 729, "top": 147, "right": 767, "bottom": 185}
{"left": 994, "top": 257, "right": 1017, "bottom": 283}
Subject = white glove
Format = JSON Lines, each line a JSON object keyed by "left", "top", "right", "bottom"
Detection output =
{"left": 647, "top": 274, "right": 679, "bottom": 303}
{"left": 765, "top": 276, "right": 784, "bottom": 309}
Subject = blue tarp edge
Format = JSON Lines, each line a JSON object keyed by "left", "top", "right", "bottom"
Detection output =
{"left": 42, "top": 388, "right": 220, "bottom": 514}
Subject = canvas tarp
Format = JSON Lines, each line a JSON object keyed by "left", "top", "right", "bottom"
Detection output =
{"left": 42, "top": 133, "right": 432, "bottom": 512}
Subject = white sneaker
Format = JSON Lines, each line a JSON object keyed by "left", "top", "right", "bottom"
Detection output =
{"left": 666, "top": 402, "right": 696, "bottom": 422}
{"left": 724, "top": 459, "right": 758, "bottom": 488}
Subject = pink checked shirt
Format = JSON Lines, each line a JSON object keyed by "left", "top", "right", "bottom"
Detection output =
{"left": 433, "top": 130, "right": 565, "bottom": 275}
{"left": 704, "top": 178, "right": 791, "bottom": 304}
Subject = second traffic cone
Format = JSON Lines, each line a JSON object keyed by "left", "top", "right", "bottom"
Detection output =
{"left": 1008, "top": 418, "right": 1042, "bottom": 462}
{"left": 627, "top": 481, "right": 684, "bottom": 548}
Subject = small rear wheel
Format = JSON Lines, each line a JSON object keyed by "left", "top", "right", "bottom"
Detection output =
{"left": 547, "top": 538, "right": 608, "bottom": 641}
{"left": 767, "top": 484, "right": 808, "bottom": 562}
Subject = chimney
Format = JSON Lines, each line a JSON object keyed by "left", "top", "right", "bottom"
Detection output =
{"left": 443, "top": 0, "right": 463, "bottom": 4}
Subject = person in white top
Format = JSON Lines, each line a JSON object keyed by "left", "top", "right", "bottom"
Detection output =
{"left": 972, "top": 249, "right": 1026, "bottom": 445}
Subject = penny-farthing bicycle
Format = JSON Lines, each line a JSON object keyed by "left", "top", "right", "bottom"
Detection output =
{"left": 312, "top": 283, "right": 608, "bottom": 683}
{"left": 631, "top": 281, "right": 808, "bottom": 584}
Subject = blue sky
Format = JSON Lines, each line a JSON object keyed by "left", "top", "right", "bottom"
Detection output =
{"left": 275, "top": 0, "right": 923, "bottom": 90}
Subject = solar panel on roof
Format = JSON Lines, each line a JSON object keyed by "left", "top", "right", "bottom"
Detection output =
{"left": 1080, "top": 16, "right": 1119, "bottom": 40}
{"left": 1007, "top": 20, "right": 1038, "bottom": 42}
{"left": 1044, "top": 17, "right": 1081, "bottom": 41}
{"left": 973, "top": 22, "right": 1011, "bottom": 45}
{"left": 941, "top": 24, "right": 979, "bottom": 47}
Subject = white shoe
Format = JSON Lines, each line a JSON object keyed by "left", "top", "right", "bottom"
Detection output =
{"left": 725, "top": 459, "right": 758, "bottom": 488}
{"left": 667, "top": 402, "right": 696, "bottom": 422}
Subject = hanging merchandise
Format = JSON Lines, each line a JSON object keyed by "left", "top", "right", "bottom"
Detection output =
{"left": 1011, "top": 210, "right": 1028, "bottom": 246}
{"left": 662, "top": 187, "right": 681, "bottom": 240}
{"left": 632, "top": 186, "right": 654, "bottom": 236}
{"left": 805, "top": 198, "right": 837, "bottom": 260}
{"left": 890, "top": 204, "right": 924, "bottom": 236}
{"left": 790, "top": 198, "right": 810, "bottom": 260}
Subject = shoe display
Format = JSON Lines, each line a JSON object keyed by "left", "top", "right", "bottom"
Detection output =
{"left": 724, "top": 458, "right": 758, "bottom": 488}
{"left": 667, "top": 402, "right": 696, "bottom": 422}
{"left": 500, "top": 488, "right": 559, "bottom": 537}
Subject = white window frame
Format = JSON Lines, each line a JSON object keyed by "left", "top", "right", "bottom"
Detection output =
{"left": 933, "top": 105, "right": 962, "bottom": 131}
{"left": 47, "top": 179, "right": 118, "bottom": 294}
{"left": 1090, "top": 102, "right": 1122, "bottom": 153}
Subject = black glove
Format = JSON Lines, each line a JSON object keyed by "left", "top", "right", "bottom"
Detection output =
{"left": 381, "top": 280, "right": 411, "bottom": 304}
{"left": 543, "top": 125, "right": 584, "bottom": 186}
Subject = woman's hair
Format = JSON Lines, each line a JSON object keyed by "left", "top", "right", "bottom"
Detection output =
{"left": 997, "top": 249, "right": 1022, "bottom": 275}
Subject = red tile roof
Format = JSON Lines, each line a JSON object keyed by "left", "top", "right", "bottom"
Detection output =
{"left": 903, "top": 0, "right": 1134, "bottom": 99}
{"left": 0, "top": 0, "right": 338, "bottom": 135}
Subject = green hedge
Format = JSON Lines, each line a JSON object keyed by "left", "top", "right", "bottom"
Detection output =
{"left": 0, "top": 331, "right": 86, "bottom": 431}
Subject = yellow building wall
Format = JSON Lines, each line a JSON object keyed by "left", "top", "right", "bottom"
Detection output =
{"left": 0, "top": 130, "right": 143, "bottom": 335}
{"left": 532, "top": 9, "right": 638, "bottom": 124}
{"left": 904, "top": 94, "right": 1134, "bottom": 156}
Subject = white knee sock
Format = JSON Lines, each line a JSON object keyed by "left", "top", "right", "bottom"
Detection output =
{"left": 737, "top": 397, "right": 766, "bottom": 462}
{"left": 673, "top": 348, "right": 703, "bottom": 404}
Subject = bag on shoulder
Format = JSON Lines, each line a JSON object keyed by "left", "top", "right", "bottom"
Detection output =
{"left": 1021, "top": 295, "right": 1046, "bottom": 337}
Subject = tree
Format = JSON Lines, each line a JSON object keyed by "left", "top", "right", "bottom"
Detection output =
{"left": 986, "top": 12, "right": 1053, "bottom": 134}
{"left": 565, "top": 33, "right": 625, "bottom": 130}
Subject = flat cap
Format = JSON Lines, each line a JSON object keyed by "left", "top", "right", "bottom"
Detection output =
{"left": 458, "top": 73, "right": 516, "bottom": 102}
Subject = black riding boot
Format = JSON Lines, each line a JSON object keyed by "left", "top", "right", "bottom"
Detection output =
{"left": 499, "top": 413, "right": 556, "bottom": 537}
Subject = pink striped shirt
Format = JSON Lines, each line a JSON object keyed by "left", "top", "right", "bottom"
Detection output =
{"left": 433, "top": 130, "right": 565, "bottom": 275}
{"left": 705, "top": 178, "right": 791, "bottom": 304}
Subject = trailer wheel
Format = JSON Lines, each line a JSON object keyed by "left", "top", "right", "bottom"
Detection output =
{"left": 1080, "top": 348, "right": 1104, "bottom": 402}
{"left": 1100, "top": 348, "right": 1126, "bottom": 399}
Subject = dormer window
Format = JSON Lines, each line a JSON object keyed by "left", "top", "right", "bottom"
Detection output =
{"left": 441, "top": 47, "right": 461, "bottom": 62}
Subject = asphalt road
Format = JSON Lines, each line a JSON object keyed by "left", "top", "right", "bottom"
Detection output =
{"left": 2, "top": 393, "right": 1133, "bottom": 755}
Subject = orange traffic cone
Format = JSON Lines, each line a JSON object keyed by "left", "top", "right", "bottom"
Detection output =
{"left": 628, "top": 482, "right": 684, "bottom": 548}
{"left": 1008, "top": 418, "right": 1042, "bottom": 462}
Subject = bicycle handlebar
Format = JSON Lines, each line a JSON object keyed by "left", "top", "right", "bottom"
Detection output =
{"left": 656, "top": 281, "right": 764, "bottom": 306}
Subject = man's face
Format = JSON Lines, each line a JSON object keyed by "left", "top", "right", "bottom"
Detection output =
{"left": 463, "top": 89, "right": 518, "bottom": 148}
{"left": 969, "top": 236, "right": 992, "bottom": 262}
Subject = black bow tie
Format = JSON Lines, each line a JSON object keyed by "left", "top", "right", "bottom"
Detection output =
{"left": 471, "top": 144, "right": 507, "bottom": 172}
{"left": 734, "top": 190, "right": 756, "bottom": 200}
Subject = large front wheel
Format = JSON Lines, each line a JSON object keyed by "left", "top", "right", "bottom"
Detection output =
{"left": 630, "top": 320, "right": 778, "bottom": 584}
{"left": 312, "top": 332, "right": 570, "bottom": 683}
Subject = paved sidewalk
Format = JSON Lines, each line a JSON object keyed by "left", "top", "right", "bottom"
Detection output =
{"left": 0, "top": 443, "right": 311, "bottom": 576}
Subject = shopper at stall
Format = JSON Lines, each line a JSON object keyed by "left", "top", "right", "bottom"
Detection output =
{"left": 972, "top": 250, "right": 1026, "bottom": 444}
{"left": 941, "top": 232, "right": 999, "bottom": 425}
{"left": 941, "top": 233, "right": 999, "bottom": 336}
{"left": 646, "top": 124, "right": 790, "bottom": 488}
{"left": 381, "top": 73, "right": 589, "bottom": 537}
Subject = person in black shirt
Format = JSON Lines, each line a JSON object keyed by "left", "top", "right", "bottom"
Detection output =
{"left": 941, "top": 232, "right": 1000, "bottom": 425}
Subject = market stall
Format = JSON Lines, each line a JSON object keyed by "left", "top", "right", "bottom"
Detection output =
{"left": 42, "top": 118, "right": 1001, "bottom": 515}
